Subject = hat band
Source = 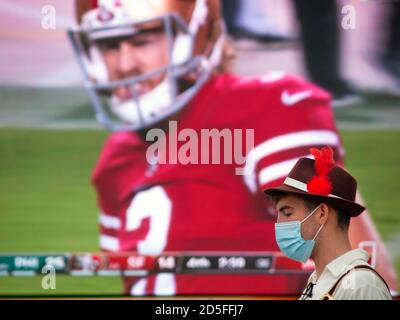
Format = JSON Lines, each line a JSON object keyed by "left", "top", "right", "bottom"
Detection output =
{"left": 284, "top": 177, "right": 345, "bottom": 201}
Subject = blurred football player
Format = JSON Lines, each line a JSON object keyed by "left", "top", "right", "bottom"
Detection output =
{"left": 69, "top": 0, "right": 397, "bottom": 295}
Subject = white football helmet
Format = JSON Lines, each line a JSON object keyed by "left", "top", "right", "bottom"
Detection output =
{"left": 68, "top": 0, "right": 226, "bottom": 131}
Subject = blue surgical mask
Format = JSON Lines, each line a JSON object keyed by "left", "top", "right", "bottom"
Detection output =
{"left": 275, "top": 205, "right": 324, "bottom": 263}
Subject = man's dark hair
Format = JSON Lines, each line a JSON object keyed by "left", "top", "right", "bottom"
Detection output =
{"left": 303, "top": 198, "right": 350, "bottom": 231}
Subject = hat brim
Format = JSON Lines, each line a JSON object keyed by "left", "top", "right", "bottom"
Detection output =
{"left": 264, "top": 184, "right": 366, "bottom": 217}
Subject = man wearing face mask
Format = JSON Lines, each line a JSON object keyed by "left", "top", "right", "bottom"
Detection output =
{"left": 264, "top": 146, "right": 392, "bottom": 300}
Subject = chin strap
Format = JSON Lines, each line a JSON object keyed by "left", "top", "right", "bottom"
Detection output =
{"left": 189, "top": 0, "right": 208, "bottom": 33}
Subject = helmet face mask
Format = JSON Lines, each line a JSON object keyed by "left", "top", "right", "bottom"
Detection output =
{"left": 68, "top": 0, "right": 225, "bottom": 131}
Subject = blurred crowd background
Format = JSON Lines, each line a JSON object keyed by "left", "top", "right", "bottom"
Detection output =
{"left": 1, "top": 0, "right": 399, "bottom": 93}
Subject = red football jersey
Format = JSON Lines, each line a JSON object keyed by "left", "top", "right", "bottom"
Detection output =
{"left": 92, "top": 72, "right": 344, "bottom": 295}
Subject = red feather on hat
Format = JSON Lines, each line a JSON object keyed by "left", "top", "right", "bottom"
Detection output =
{"left": 307, "top": 146, "right": 335, "bottom": 195}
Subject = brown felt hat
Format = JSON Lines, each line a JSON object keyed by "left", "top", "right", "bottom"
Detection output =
{"left": 264, "top": 157, "right": 366, "bottom": 217}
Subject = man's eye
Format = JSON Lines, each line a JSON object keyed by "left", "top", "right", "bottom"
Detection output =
{"left": 96, "top": 39, "right": 119, "bottom": 50}
{"left": 283, "top": 212, "right": 292, "bottom": 218}
{"left": 133, "top": 40, "right": 150, "bottom": 46}
{"left": 131, "top": 31, "right": 164, "bottom": 47}
{"left": 130, "top": 37, "right": 153, "bottom": 47}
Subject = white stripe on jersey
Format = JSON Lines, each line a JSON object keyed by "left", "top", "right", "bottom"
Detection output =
{"left": 100, "top": 234, "right": 120, "bottom": 252}
{"left": 243, "top": 130, "right": 340, "bottom": 193}
{"left": 129, "top": 273, "right": 176, "bottom": 296}
{"left": 99, "top": 212, "right": 121, "bottom": 230}
{"left": 258, "top": 154, "right": 312, "bottom": 187}
{"left": 130, "top": 278, "right": 148, "bottom": 296}
{"left": 154, "top": 273, "right": 176, "bottom": 296}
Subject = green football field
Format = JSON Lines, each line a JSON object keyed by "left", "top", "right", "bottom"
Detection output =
{"left": 0, "top": 128, "right": 399, "bottom": 295}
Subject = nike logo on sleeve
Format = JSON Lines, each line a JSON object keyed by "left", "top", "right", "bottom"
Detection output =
{"left": 281, "top": 90, "right": 313, "bottom": 106}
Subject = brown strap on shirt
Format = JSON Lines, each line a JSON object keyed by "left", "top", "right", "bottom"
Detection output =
{"left": 321, "top": 265, "right": 390, "bottom": 300}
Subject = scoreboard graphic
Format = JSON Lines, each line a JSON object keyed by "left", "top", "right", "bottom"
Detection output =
{"left": 0, "top": 252, "right": 314, "bottom": 277}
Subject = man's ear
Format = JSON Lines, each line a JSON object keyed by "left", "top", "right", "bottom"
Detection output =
{"left": 318, "top": 202, "right": 330, "bottom": 225}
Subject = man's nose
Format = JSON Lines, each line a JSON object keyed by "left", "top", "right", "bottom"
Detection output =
{"left": 118, "top": 41, "right": 139, "bottom": 76}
